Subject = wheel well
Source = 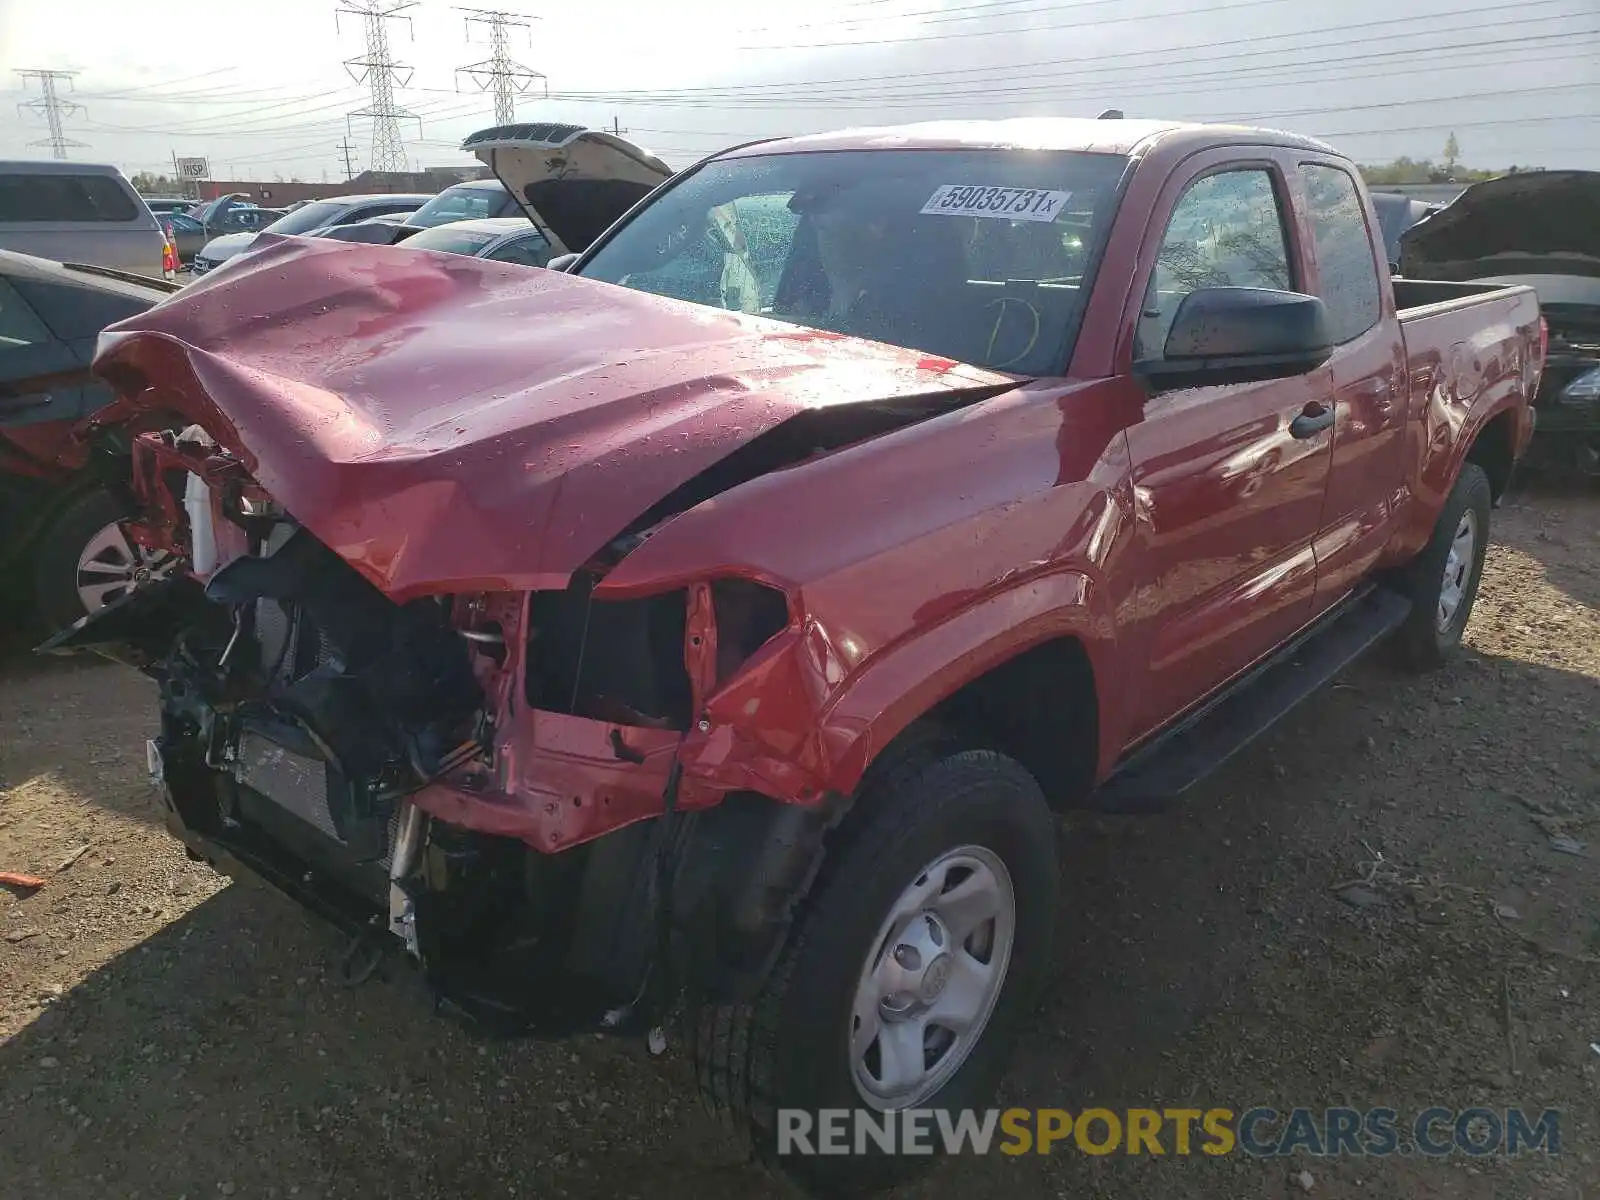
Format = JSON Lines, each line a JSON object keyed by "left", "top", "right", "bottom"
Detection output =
{"left": 1466, "top": 410, "right": 1516, "bottom": 501}
{"left": 925, "top": 636, "right": 1099, "bottom": 810}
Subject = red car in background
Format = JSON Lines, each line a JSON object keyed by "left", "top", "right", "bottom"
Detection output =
{"left": 0, "top": 249, "right": 180, "bottom": 635}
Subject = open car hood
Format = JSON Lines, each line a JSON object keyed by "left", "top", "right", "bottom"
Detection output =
{"left": 1399, "top": 170, "right": 1600, "bottom": 283}
{"left": 461, "top": 123, "right": 674, "bottom": 253}
{"left": 92, "top": 234, "right": 1015, "bottom": 602}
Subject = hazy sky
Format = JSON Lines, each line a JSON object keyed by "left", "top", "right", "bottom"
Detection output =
{"left": 1, "top": 0, "right": 1595, "bottom": 180}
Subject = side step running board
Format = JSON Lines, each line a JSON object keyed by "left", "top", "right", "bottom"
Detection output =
{"left": 1093, "top": 587, "right": 1412, "bottom": 813}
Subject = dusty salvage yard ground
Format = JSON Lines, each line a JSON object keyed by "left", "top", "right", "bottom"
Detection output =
{"left": 1, "top": 491, "right": 1597, "bottom": 1200}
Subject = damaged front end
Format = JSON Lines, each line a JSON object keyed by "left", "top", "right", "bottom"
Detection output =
{"left": 43, "top": 241, "right": 1020, "bottom": 1037}
{"left": 45, "top": 429, "right": 828, "bottom": 1036}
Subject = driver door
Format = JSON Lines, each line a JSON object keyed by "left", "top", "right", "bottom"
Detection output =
{"left": 1122, "top": 155, "right": 1337, "bottom": 739}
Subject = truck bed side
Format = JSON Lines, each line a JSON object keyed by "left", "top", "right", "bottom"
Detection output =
{"left": 1385, "top": 280, "right": 1541, "bottom": 564}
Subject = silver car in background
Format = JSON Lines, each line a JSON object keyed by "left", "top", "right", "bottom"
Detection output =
{"left": 393, "top": 216, "right": 557, "bottom": 265}
{"left": 190, "top": 192, "right": 431, "bottom": 276}
{"left": 0, "top": 161, "right": 168, "bottom": 278}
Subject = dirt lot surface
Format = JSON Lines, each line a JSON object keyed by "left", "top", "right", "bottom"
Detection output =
{"left": 2, "top": 489, "right": 1597, "bottom": 1200}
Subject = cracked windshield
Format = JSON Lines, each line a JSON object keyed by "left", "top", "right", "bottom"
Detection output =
{"left": 580, "top": 149, "right": 1128, "bottom": 374}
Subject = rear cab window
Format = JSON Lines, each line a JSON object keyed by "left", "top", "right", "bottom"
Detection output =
{"left": 577, "top": 148, "right": 1130, "bottom": 375}
{"left": 1298, "top": 163, "right": 1383, "bottom": 344}
{"left": 0, "top": 173, "right": 141, "bottom": 223}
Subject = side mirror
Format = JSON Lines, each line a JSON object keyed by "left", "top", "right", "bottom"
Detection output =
{"left": 545, "top": 252, "right": 580, "bottom": 272}
{"left": 1134, "top": 287, "right": 1332, "bottom": 392}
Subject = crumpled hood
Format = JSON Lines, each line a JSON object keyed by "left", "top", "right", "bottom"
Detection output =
{"left": 1399, "top": 170, "right": 1600, "bottom": 282}
{"left": 94, "top": 234, "right": 1015, "bottom": 601}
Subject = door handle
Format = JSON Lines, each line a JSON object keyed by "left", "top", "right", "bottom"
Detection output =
{"left": 1289, "top": 401, "right": 1335, "bottom": 439}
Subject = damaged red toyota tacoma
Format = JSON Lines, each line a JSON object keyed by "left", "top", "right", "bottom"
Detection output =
{"left": 47, "top": 118, "right": 1541, "bottom": 1193}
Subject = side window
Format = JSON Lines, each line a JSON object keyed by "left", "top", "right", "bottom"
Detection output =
{"left": 1137, "top": 169, "right": 1292, "bottom": 359}
{"left": 485, "top": 233, "right": 553, "bottom": 267}
{"left": 0, "top": 279, "right": 53, "bottom": 349}
{"left": 1299, "top": 164, "right": 1382, "bottom": 344}
{"left": 0, "top": 174, "right": 139, "bottom": 223}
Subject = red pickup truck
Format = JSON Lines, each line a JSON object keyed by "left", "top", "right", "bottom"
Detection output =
{"left": 53, "top": 118, "right": 1540, "bottom": 1193}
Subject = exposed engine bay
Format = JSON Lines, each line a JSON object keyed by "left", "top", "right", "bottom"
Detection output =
{"left": 50, "top": 420, "right": 834, "bottom": 1037}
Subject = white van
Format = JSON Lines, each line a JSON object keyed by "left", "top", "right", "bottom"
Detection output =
{"left": 0, "top": 161, "right": 168, "bottom": 278}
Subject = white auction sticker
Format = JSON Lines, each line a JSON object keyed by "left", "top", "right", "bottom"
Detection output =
{"left": 919, "top": 184, "right": 1072, "bottom": 222}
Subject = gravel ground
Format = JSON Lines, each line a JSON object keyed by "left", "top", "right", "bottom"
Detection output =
{"left": 1, "top": 488, "right": 1596, "bottom": 1200}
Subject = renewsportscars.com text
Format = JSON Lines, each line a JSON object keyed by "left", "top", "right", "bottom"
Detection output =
{"left": 776, "top": 1107, "right": 1562, "bottom": 1158}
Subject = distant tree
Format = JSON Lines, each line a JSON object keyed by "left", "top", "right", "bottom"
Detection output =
{"left": 1443, "top": 132, "right": 1461, "bottom": 177}
{"left": 1360, "top": 157, "right": 1432, "bottom": 185}
{"left": 130, "top": 171, "right": 175, "bottom": 194}
{"left": 1359, "top": 153, "right": 1501, "bottom": 187}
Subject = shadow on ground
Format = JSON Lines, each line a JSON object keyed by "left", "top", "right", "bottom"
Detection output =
{"left": 1495, "top": 485, "right": 1600, "bottom": 611}
{"left": 0, "top": 648, "right": 158, "bottom": 829}
{"left": 2, "top": 646, "right": 1593, "bottom": 1200}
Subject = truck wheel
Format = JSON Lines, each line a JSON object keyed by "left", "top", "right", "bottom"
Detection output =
{"left": 32, "top": 489, "right": 174, "bottom": 636}
{"left": 693, "top": 745, "right": 1058, "bottom": 1195}
{"left": 1394, "top": 462, "right": 1492, "bottom": 671}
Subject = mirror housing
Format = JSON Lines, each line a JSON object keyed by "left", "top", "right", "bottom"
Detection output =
{"left": 545, "top": 252, "right": 580, "bottom": 272}
{"left": 1134, "top": 287, "right": 1332, "bottom": 392}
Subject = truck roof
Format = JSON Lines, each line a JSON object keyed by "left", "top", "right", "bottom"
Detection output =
{"left": 0, "top": 159, "right": 129, "bottom": 174}
{"left": 720, "top": 117, "right": 1339, "bottom": 160}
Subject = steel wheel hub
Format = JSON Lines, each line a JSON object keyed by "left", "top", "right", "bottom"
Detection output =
{"left": 1436, "top": 509, "right": 1477, "bottom": 632}
{"left": 848, "top": 845, "right": 1016, "bottom": 1110}
{"left": 75, "top": 521, "right": 175, "bottom": 613}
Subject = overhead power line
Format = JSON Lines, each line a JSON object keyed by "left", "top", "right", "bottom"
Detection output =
{"left": 548, "top": 0, "right": 1590, "bottom": 98}
{"left": 528, "top": 28, "right": 1596, "bottom": 111}
{"left": 740, "top": 0, "right": 1306, "bottom": 49}
{"left": 15, "top": 69, "right": 87, "bottom": 159}
{"left": 338, "top": 0, "right": 422, "bottom": 172}
{"left": 455, "top": 7, "right": 546, "bottom": 125}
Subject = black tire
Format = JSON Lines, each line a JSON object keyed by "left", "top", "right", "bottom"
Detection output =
{"left": 1393, "top": 462, "right": 1492, "bottom": 671}
{"left": 691, "top": 742, "right": 1058, "bottom": 1196}
{"left": 32, "top": 488, "right": 135, "bottom": 636}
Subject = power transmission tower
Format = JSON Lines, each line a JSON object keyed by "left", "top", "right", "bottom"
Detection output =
{"left": 455, "top": 7, "right": 546, "bottom": 125}
{"left": 15, "top": 70, "right": 87, "bottom": 160}
{"left": 608, "top": 115, "right": 627, "bottom": 136}
{"left": 337, "top": 1, "right": 422, "bottom": 173}
{"left": 338, "top": 138, "right": 359, "bottom": 180}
